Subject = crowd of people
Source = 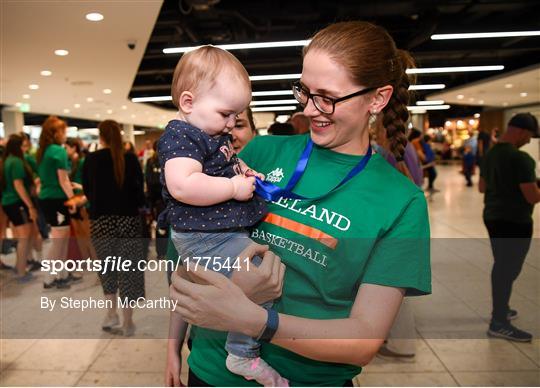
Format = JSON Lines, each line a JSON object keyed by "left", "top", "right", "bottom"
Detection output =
{"left": 0, "top": 18, "right": 538, "bottom": 387}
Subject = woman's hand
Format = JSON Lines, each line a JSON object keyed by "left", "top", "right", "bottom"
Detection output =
{"left": 230, "top": 243, "right": 285, "bottom": 304}
{"left": 164, "top": 344, "right": 184, "bottom": 387}
{"left": 170, "top": 268, "right": 267, "bottom": 338}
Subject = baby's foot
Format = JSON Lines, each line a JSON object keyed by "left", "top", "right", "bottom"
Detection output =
{"left": 226, "top": 354, "right": 289, "bottom": 387}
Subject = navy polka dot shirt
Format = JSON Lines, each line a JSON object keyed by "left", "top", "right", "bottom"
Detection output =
{"left": 157, "top": 120, "right": 266, "bottom": 232}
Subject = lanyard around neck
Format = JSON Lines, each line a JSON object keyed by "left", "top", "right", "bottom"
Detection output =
{"left": 255, "top": 139, "right": 372, "bottom": 201}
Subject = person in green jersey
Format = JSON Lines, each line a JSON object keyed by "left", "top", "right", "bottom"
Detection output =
{"left": 37, "top": 116, "right": 77, "bottom": 289}
{"left": 168, "top": 21, "right": 431, "bottom": 386}
{"left": 480, "top": 113, "right": 539, "bottom": 342}
{"left": 1, "top": 134, "right": 38, "bottom": 281}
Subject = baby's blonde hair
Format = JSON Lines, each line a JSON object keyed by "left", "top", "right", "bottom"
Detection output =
{"left": 171, "top": 45, "right": 251, "bottom": 109}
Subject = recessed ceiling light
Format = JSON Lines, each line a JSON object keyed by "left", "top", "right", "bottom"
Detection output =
{"left": 250, "top": 99, "right": 298, "bottom": 106}
{"left": 252, "top": 90, "right": 294, "bottom": 96}
{"left": 95, "top": 113, "right": 101, "bottom": 118}
{"left": 416, "top": 100, "right": 445, "bottom": 105}
{"left": 431, "top": 31, "right": 540, "bottom": 40}
{"left": 407, "top": 105, "right": 451, "bottom": 111}
{"left": 85, "top": 12, "right": 104, "bottom": 22}
{"left": 406, "top": 65, "right": 504, "bottom": 74}
{"left": 163, "top": 40, "right": 311, "bottom": 54}
{"left": 28, "top": 84, "right": 39, "bottom": 90}
{"left": 520, "top": 92, "right": 528, "bottom": 97}
{"left": 251, "top": 106, "right": 297, "bottom": 112}
{"left": 40, "top": 70, "right": 52, "bottom": 76}
{"left": 63, "top": 108, "right": 70, "bottom": 113}
{"left": 121, "top": 105, "right": 127, "bottom": 110}
{"left": 474, "top": 113, "right": 480, "bottom": 118}
{"left": 502, "top": 102, "right": 509, "bottom": 106}
{"left": 74, "top": 103, "right": 81, "bottom": 108}
{"left": 107, "top": 109, "right": 113, "bottom": 114}
{"left": 131, "top": 114, "right": 136, "bottom": 118}
{"left": 103, "top": 89, "right": 112, "bottom": 94}
{"left": 86, "top": 97, "right": 94, "bottom": 102}
{"left": 54, "top": 49, "right": 69, "bottom": 56}
{"left": 132, "top": 96, "right": 172, "bottom": 102}
{"left": 457, "top": 95, "right": 464, "bottom": 99}
{"left": 478, "top": 100, "right": 485, "bottom": 104}
{"left": 15, "top": 102, "right": 22, "bottom": 107}
{"left": 468, "top": 97, "right": 475, "bottom": 102}
{"left": 22, "top": 94, "right": 30, "bottom": 99}
{"left": 408, "top": 84, "right": 446, "bottom": 90}
{"left": 505, "top": 83, "right": 513, "bottom": 88}
{"left": 445, "top": 121, "right": 452, "bottom": 126}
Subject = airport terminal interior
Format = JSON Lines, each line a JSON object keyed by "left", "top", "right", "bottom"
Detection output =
{"left": 1, "top": 1, "right": 539, "bottom": 387}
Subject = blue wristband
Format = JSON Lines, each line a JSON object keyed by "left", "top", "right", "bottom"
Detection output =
{"left": 257, "top": 307, "right": 279, "bottom": 342}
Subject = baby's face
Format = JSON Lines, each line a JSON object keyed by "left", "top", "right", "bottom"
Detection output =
{"left": 188, "top": 72, "right": 251, "bottom": 136}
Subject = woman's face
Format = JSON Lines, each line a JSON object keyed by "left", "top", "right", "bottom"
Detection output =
{"left": 65, "top": 144, "right": 76, "bottom": 159}
{"left": 231, "top": 110, "right": 256, "bottom": 153}
{"left": 55, "top": 127, "right": 67, "bottom": 144}
{"left": 301, "top": 50, "right": 373, "bottom": 154}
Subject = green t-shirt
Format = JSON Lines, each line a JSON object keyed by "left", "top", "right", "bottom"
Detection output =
{"left": 38, "top": 144, "right": 69, "bottom": 200}
{"left": 1, "top": 156, "right": 32, "bottom": 206}
{"left": 187, "top": 135, "right": 431, "bottom": 386}
{"left": 25, "top": 153, "right": 38, "bottom": 177}
{"left": 481, "top": 143, "right": 536, "bottom": 223}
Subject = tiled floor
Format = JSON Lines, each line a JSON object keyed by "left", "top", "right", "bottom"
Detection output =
{"left": 1, "top": 165, "right": 539, "bottom": 386}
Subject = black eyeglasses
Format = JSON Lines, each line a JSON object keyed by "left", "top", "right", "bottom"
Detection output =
{"left": 292, "top": 81, "right": 377, "bottom": 114}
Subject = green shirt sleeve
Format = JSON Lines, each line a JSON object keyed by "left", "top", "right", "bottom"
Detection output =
{"left": 11, "top": 158, "right": 26, "bottom": 181}
{"left": 362, "top": 192, "right": 431, "bottom": 296}
{"left": 515, "top": 152, "right": 536, "bottom": 184}
{"left": 52, "top": 145, "right": 69, "bottom": 171}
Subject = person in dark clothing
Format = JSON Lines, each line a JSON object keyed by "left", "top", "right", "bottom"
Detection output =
{"left": 462, "top": 145, "right": 475, "bottom": 187}
{"left": 480, "top": 112, "right": 539, "bottom": 342}
{"left": 82, "top": 120, "right": 146, "bottom": 337}
{"left": 267, "top": 122, "right": 296, "bottom": 136}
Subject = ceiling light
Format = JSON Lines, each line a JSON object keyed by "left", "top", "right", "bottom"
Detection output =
{"left": 469, "top": 119, "right": 476, "bottom": 125}
{"left": 40, "top": 70, "right": 52, "bottom": 76}
{"left": 95, "top": 113, "right": 101, "bottom": 118}
{"left": 505, "top": 83, "right": 513, "bottom": 88}
{"left": 474, "top": 113, "right": 480, "bottom": 118}
{"left": 163, "top": 40, "right": 311, "bottom": 54}
{"left": 408, "top": 84, "right": 446, "bottom": 90}
{"left": 469, "top": 97, "right": 475, "bottom": 102}
{"left": 502, "top": 102, "right": 509, "bottom": 106}
{"left": 409, "top": 109, "right": 426, "bottom": 114}
{"left": 15, "top": 102, "right": 22, "bottom": 107}
{"left": 406, "top": 65, "right": 504, "bottom": 74}
{"left": 478, "top": 100, "right": 485, "bottom": 104}
{"left": 28, "top": 84, "right": 39, "bottom": 90}
{"left": 250, "top": 73, "right": 301, "bottom": 81}
{"left": 54, "top": 49, "right": 69, "bottom": 56}
{"left": 132, "top": 96, "right": 171, "bottom": 102}
{"left": 133, "top": 130, "right": 145, "bottom": 135}
{"left": 22, "top": 94, "right": 30, "bottom": 99}
{"left": 445, "top": 121, "right": 452, "bottom": 126}
{"left": 131, "top": 114, "right": 136, "bottom": 118}
{"left": 431, "top": 31, "right": 540, "bottom": 40}
{"left": 416, "top": 100, "right": 445, "bottom": 105}
{"left": 103, "top": 89, "right": 112, "bottom": 94}
{"left": 252, "top": 90, "right": 294, "bottom": 96}
{"left": 407, "top": 105, "right": 450, "bottom": 111}
{"left": 74, "top": 103, "right": 81, "bottom": 108}
{"left": 251, "top": 106, "right": 297, "bottom": 112}
{"left": 85, "top": 12, "right": 104, "bottom": 22}
{"left": 121, "top": 105, "right": 127, "bottom": 110}
{"left": 107, "top": 109, "right": 113, "bottom": 114}
{"left": 250, "top": 99, "right": 298, "bottom": 106}
{"left": 520, "top": 92, "right": 528, "bottom": 97}
{"left": 457, "top": 95, "right": 464, "bottom": 99}
{"left": 63, "top": 109, "right": 70, "bottom": 113}
{"left": 86, "top": 97, "right": 94, "bottom": 102}
{"left": 457, "top": 120, "right": 464, "bottom": 126}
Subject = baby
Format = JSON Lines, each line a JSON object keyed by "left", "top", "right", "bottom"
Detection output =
{"left": 159, "top": 46, "right": 287, "bottom": 387}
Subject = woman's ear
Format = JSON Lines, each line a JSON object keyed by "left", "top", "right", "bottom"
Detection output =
{"left": 369, "top": 85, "right": 393, "bottom": 114}
{"left": 179, "top": 91, "right": 194, "bottom": 114}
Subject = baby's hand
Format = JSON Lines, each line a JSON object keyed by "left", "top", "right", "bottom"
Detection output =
{"left": 231, "top": 175, "right": 255, "bottom": 201}
{"left": 244, "top": 168, "right": 265, "bottom": 181}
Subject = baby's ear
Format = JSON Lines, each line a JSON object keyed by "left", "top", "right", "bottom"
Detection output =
{"left": 179, "top": 91, "right": 194, "bottom": 113}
